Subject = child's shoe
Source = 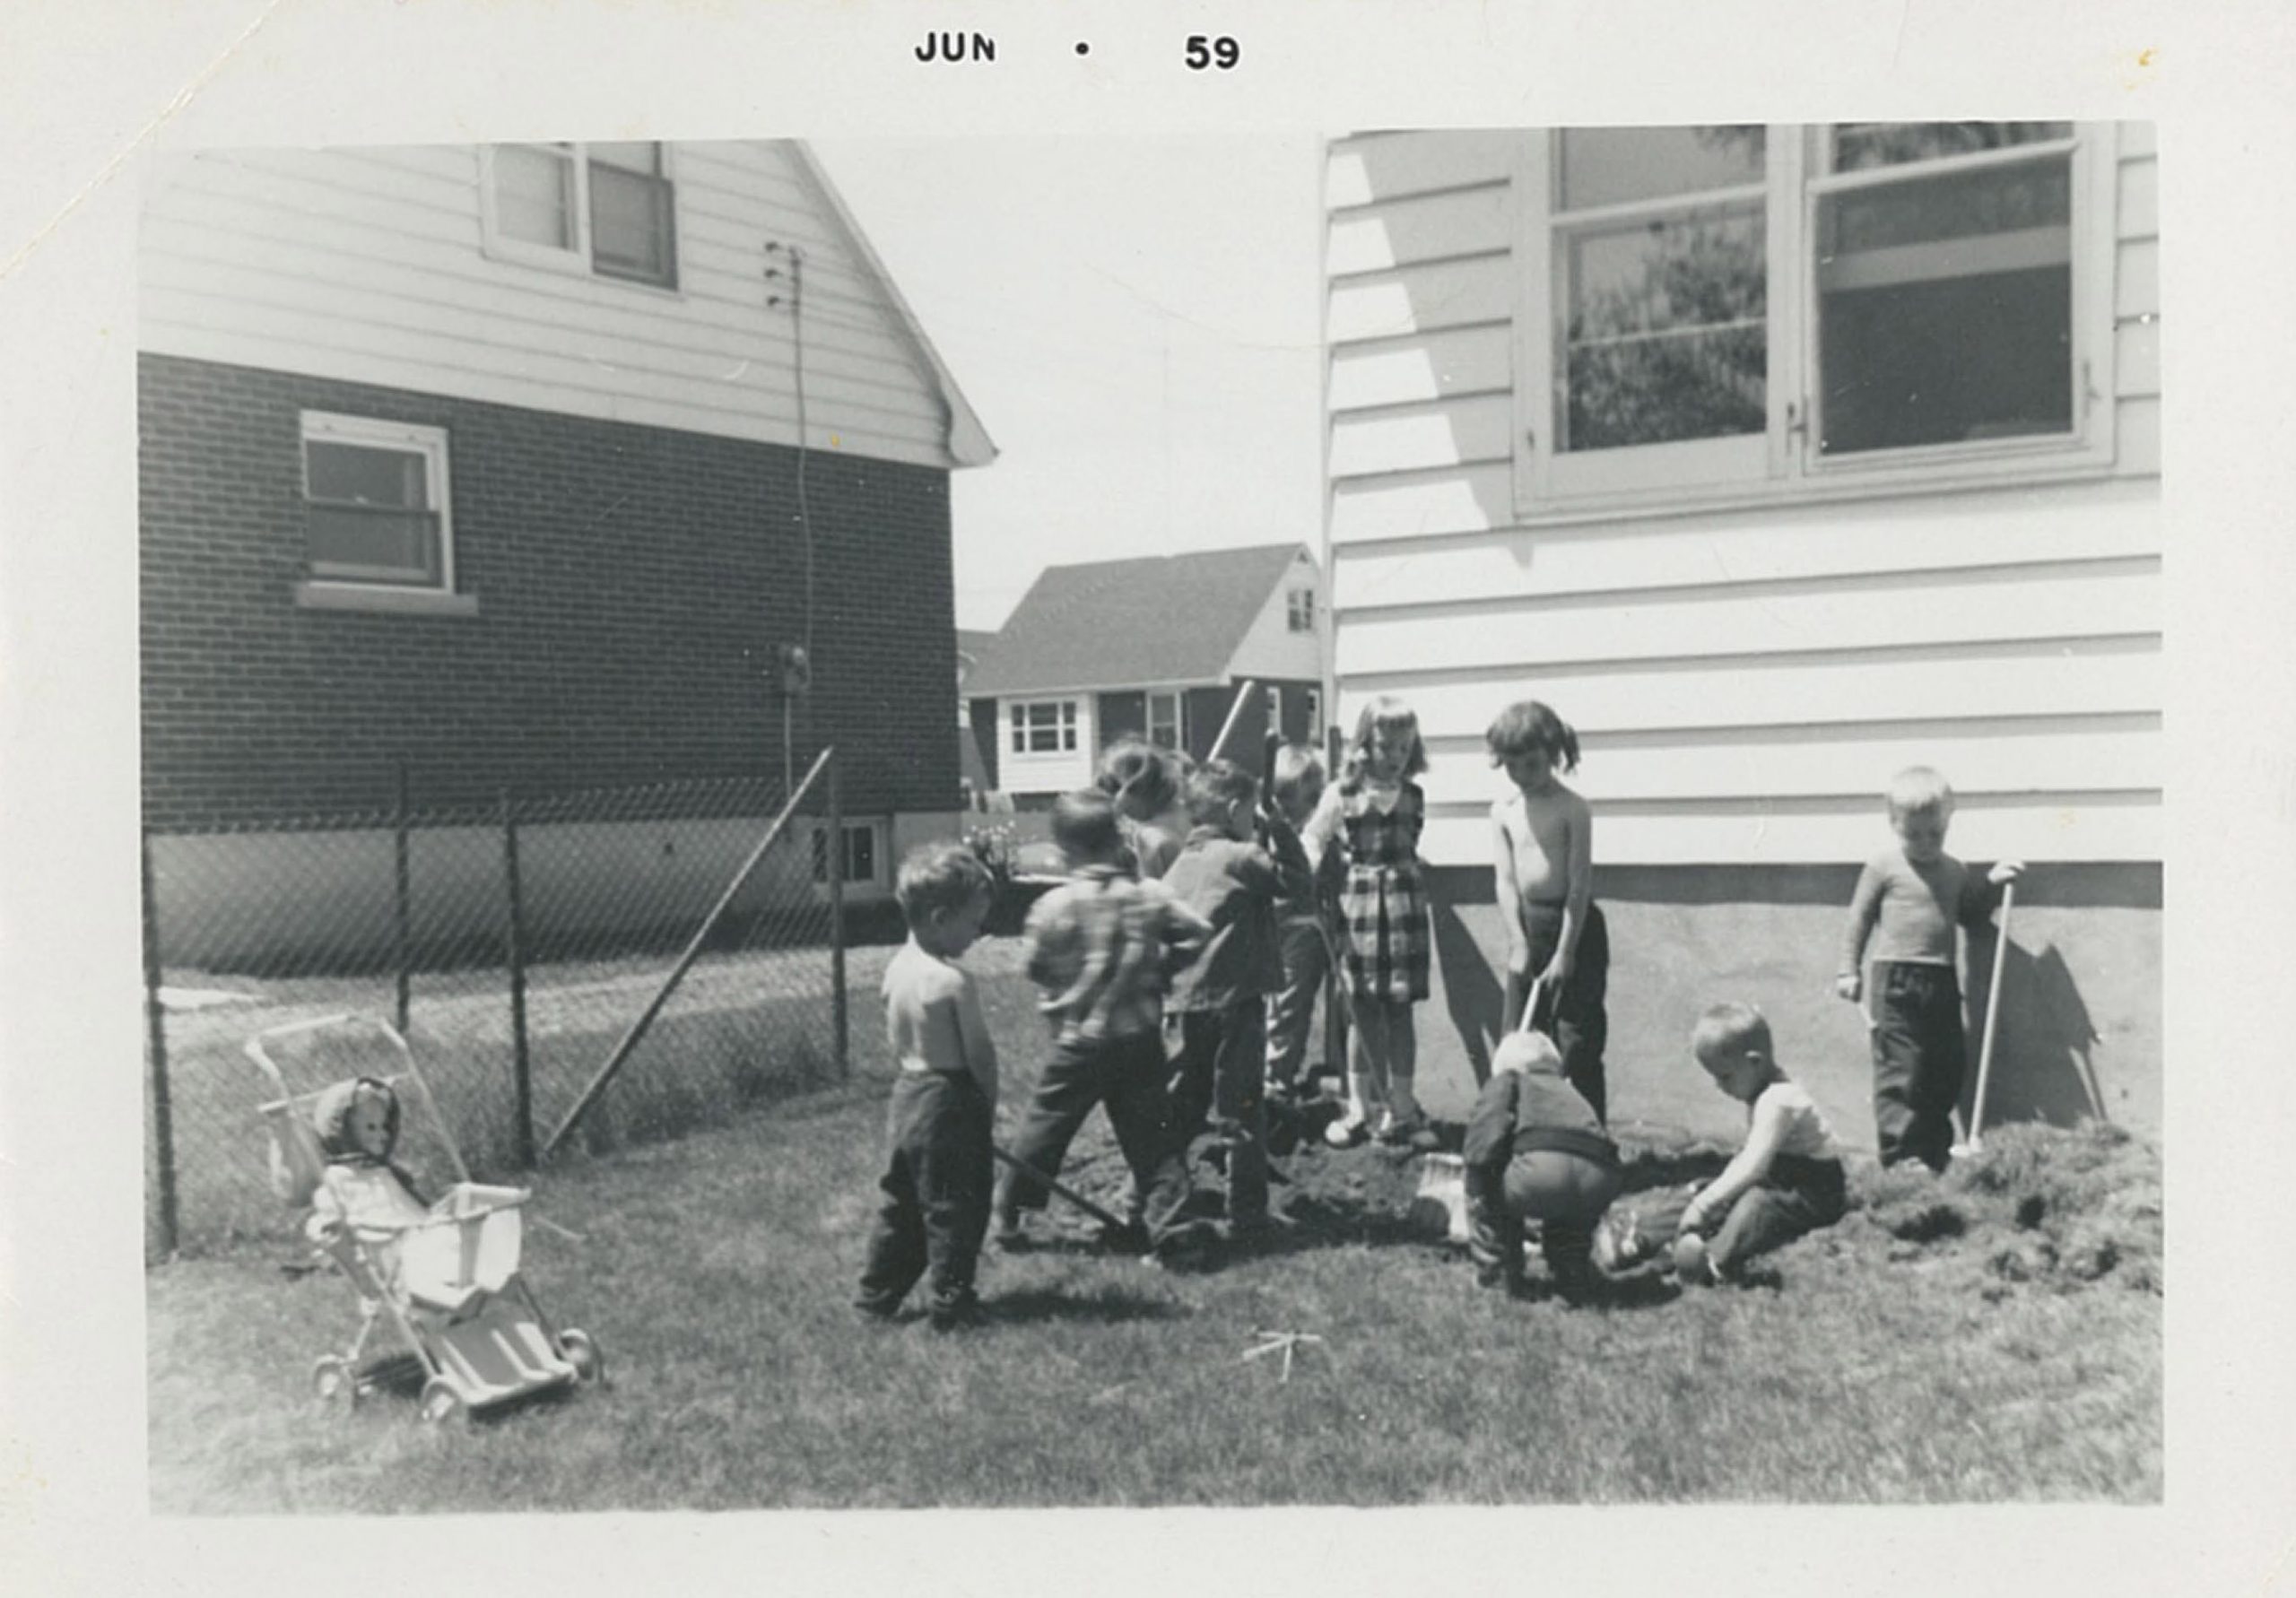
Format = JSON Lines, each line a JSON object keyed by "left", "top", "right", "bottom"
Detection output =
{"left": 1323, "top": 1113, "right": 1370, "bottom": 1149}
{"left": 1672, "top": 1232, "right": 1717, "bottom": 1286}
{"left": 1377, "top": 1111, "right": 1441, "bottom": 1152}
{"left": 928, "top": 1292, "right": 990, "bottom": 1333}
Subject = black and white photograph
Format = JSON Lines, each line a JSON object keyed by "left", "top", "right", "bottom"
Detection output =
{"left": 3, "top": 2, "right": 2290, "bottom": 1592}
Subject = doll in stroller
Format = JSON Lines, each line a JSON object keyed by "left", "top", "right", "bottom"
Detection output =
{"left": 254, "top": 1014, "right": 602, "bottom": 1423}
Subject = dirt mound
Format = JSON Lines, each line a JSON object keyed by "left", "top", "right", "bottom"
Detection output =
{"left": 1856, "top": 1121, "right": 2161, "bottom": 1296}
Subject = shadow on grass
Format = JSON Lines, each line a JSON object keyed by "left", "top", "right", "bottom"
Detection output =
{"left": 987, "top": 1286, "right": 1190, "bottom": 1327}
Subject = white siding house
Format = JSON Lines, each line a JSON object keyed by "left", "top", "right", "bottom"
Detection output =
{"left": 1321, "top": 124, "right": 2161, "bottom": 1139}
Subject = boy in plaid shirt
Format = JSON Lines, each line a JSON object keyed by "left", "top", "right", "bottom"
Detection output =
{"left": 995, "top": 790, "right": 1214, "bottom": 1259}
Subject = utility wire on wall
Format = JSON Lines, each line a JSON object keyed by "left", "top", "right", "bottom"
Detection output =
{"left": 766, "top": 240, "right": 814, "bottom": 795}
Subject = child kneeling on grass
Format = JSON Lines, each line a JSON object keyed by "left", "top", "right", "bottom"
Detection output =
{"left": 856, "top": 841, "right": 1000, "bottom": 1333}
{"left": 1673, "top": 1003, "right": 1848, "bottom": 1287}
{"left": 996, "top": 790, "right": 1218, "bottom": 1263}
{"left": 1462, "top": 1029, "right": 1622, "bottom": 1303}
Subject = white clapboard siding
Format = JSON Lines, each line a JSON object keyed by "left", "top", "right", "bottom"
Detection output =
{"left": 2116, "top": 156, "right": 2159, "bottom": 240}
{"left": 1333, "top": 481, "right": 2160, "bottom": 611}
{"left": 1419, "top": 794, "right": 2160, "bottom": 867}
{"left": 1326, "top": 256, "right": 1514, "bottom": 345}
{"left": 1328, "top": 394, "right": 1513, "bottom": 477}
{"left": 1336, "top": 560, "right": 2159, "bottom": 678}
{"left": 1328, "top": 325, "right": 1512, "bottom": 412}
{"left": 2116, "top": 396, "right": 2161, "bottom": 476}
{"left": 2114, "top": 238, "right": 2159, "bottom": 321}
{"left": 1327, "top": 184, "right": 1510, "bottom": 276}
{"left": 1413, "top": 716, "right": 2160, "bottom": 810}
{"left": 1326, "top": 133, "right": 1518, "bottom": 211}
{"left": 1332, "top": 461, "right": 1518, "bottom": 543}
{"left": 140, "top": 143, "right": 960, "bottom": 468}
{"left": 1321, "top": 128, "right": 2163, "bottom": 869}
{"left": 1343, "top": 637, "right": 2161, "bottom": 742}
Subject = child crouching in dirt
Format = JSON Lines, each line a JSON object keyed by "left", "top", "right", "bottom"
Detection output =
{"left": 1672, "top": 1003, "right": 1848, "bottom": 1286}
{"left": 1462, "top": 1029, "right": 1622, "bottom": 1302}
{"left": 997, "top": 790, "right": 1217, "bottom": 1263}
{"left": 856, "top": 842, "right": 1001, "bottom": 1332}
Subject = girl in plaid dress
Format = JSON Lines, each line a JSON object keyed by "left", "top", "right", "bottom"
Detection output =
{"left": 1302, "top": 697, "right": 1438, "bottom": 1150}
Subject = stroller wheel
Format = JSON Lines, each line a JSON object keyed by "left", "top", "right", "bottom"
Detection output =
{"left": 419, "top": 1377, "right": 466, "bottom": 1426}
{"left": 312, "top": 1356, "right": 351, "bottom": 1403}
{"left": 559, "top": 1328, "right": 604, "bottom": 1385}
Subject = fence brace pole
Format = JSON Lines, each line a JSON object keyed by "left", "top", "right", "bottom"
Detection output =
{"left": 393, "top": 756, "right": 412, "bottom": 1034}
{"left": 828, "top": 751, "right": 848, "bottom": 1080}
{"left": 544, "top": 744, "right": 837, "bottom": 1157}
{"left": 140, "top": 828, "right": 179, "bottom": 1259}
{"left": 500, "top": 787, "right": 535, "bottom": 1168}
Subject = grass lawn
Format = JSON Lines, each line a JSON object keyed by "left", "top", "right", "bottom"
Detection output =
{"left": 147, "top": 937, "right": 2161, "bottom": 1507}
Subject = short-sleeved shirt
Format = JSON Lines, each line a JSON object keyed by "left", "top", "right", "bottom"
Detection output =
{"left": 1751, "top": 1079, "right": 1840, "bottom": 1163}
{"left": 1839, "top": 849, "right": 1999, "bottom": 972}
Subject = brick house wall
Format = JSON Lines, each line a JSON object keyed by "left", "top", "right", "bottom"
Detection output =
{"left": 140, "top": 352, "right": 958, "bottom": 826}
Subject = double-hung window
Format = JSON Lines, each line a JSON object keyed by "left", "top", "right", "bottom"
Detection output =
{"left": 1286, "top": 587, "right": 1317, "bottom": 632}
{"left": 1011, "top": 699, "right": 1079, "bottom": 755}
{"left": 1147, "top": 690, "right": 1186, "bottom": 751}
{"left": 483, "top": 142, "right": 678, "bottom": 290}
{"left": 1514, "top": 123, "right": 2116, "bottom": 515}
{"left": 300, "top": 413, "right": 453, "bottom": 590}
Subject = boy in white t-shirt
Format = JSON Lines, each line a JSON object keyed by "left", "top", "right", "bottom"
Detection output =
{"left": 1674, "top": 1002, "right": 1848, "bottom": 1286}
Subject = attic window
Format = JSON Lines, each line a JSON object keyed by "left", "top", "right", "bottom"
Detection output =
{"left": 483, "top": 142, "right": 678, "bottom": 291}
{"left": 1286, "top": 587, "right": 1317, "bottom": 633}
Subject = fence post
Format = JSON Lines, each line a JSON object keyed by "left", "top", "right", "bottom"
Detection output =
{"left": 501, "top": 787, "right": 535, "bottom": 1168}
{"left": 828, "top": 750, "right": 848, "bottom": 1080}
{"left": 140, "top": 828, "right": 179, "bottom": 1259}
{"left": 393, "top": 756, "right": 412, "bottom": 1033}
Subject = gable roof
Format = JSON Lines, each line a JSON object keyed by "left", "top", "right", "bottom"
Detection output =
{"left": 793, "top": 143, "right": 996, "bottom": 470}
{"left": 965, "top": 543, "right": 1313, "bottom": 698}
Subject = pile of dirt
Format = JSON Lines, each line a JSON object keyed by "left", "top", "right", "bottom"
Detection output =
{"left": 1856, "top": 1121, "right": 2161, "bottom": 1296}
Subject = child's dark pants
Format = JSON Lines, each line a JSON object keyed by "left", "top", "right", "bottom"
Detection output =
{"left": 1168, "top": 1002, "right": 1270, "bottom": 1223}
{"left": 1870, "top": 960, "right": 1966, "bottom": 1172}
{"left": 1465, "top": 1147, "right": 1623, "bottom": 1291}
{"left": 1502, "top": 901, "right": 1611, "bottom": 1122}
{"left": 1707, "top": 1153, "right": 1848, "bottom": 1276}
{"left": 1000, "top": 1029, "right": 1195, "bottom": 1245}
{"left": 856, "top": 1072, "right": 992, "bottom": 1322}
{"left": 1263, "top": 916, "right": 1330, "bottom": 1097}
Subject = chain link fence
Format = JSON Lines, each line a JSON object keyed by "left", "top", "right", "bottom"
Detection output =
{"left": 144, "top": 754, "right": 851, "bottom": 1260}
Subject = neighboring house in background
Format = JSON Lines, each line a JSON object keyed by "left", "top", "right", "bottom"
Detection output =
{"left": 964, "top": 543, "right": 1325, "bottom": 799}
{"left": 139, "top": 140, "right": 992, "bottom": 952}
{"left": 1323, "top": 123, "right": 2161, "bottom": 1139}
{"left": 956, "top": 626, "right": 998, "bottom": 803}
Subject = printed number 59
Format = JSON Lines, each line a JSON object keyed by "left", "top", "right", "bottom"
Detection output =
{"left": 1185, "top": 35, "right": 1240, "bottom": 69}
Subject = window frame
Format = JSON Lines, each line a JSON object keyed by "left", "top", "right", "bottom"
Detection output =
{"left": 479, "top": 142, "right": 682, "bottom": 293}
{"left": 1008, "top": 699, "right": 1081, "bottom": 757}
{"left": 1509, "top": 123, "right": 2118, "bottom": 522}
{"left": 1286, "top": 586, "right": 1318, "bottom": 633}
{"left": 813, "top": 818, "right": 887, "bottom": 890}
{"left": 1303, "top": 687, "right": 1322, "bottom": 741}
{"left": 296, "top": 411, "right": 457, "bottom": 594}
{"left": 1146, "top": 690, "right": 1187, "bottom": 751}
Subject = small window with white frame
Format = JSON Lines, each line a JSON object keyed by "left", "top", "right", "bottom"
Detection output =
{"left": 1010, "top": 699, "right": 1079, "bottom": 755}
{"left": 813, "top": 820, "right": 885, "bottom": 890}
{"left": 1303, "top": 687, "right": 1322, "bottom": 740}
{"left": 300, "top": 413, "right": 453, "bottom": 590}
{"left": 1263, "top": 685, "right": 1283, "bottom": 735}
{"left": 1513, "top": 122, "right": 2116, "bottom": 515}
{"left": 1286, "top": 586, "right": 1317, "bottom": 633}
{"left": 483, "top": 142, "right": 678, "bottom": 291}
{"left": 1147, "top": 690, "right": 1186, "bottom": 751}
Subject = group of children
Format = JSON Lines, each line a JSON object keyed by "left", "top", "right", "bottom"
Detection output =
{"left": 857, "top": 692, "right": 2022, "bottom": 1326}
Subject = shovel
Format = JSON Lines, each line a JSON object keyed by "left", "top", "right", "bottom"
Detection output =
{"left": 1952, "top": 880, "right": 2017, "bottom": 1158}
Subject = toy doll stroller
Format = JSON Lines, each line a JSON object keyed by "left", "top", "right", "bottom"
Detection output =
{"left": 250, "top": 1013, "right": 603, "bottom": 1423}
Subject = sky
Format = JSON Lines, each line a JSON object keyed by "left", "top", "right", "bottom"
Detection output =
{"left": 811, "top": 136, "right": 1325, "bottom": 634}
